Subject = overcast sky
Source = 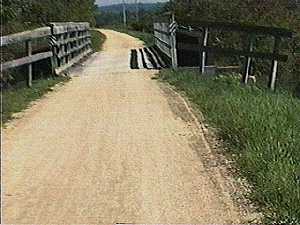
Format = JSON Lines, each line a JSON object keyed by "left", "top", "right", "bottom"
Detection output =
{"left": 96, "top": 0, "right": 169, "bottom": 6}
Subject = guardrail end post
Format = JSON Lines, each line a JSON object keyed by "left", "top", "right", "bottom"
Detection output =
{"left": 200, "top": 27, "right": 209, "bottom": 74}
{"left": 268, "top": 37, "right": 280, "bottom": 91}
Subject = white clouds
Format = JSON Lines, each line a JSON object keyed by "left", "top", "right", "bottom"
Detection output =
{"left": 96, "top": 0, "right": 169, "bottom": 7}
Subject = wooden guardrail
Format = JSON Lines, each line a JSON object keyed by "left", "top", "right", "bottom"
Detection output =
{"left": 154, "top": 22, "right": 178, "bottom": 68}
{"left": 49, "top": 22, "right": 92, "bottom": 75}
{"left": 1, "top": 27, "right": 53, "bottom": 87}
{"left": 154, "top": 20, "right": 294, "bottom": 90}
{"left": 176, "top": 21, "right": 294, "bottom": 90}
{"left": 1, "top": 22, "right": 92, "bottom": 87}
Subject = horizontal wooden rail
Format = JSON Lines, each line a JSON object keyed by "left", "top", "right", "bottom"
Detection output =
{"left": 55, "top": 49, "right": 92, "bottom": 74}
{"left": 56, "top": 34, "right": 91, "bottom": 46}
{"left": 50, "top": 22, "right": 90, "bottom": 34}
{"left": 153, "top": 29, "right": 170, "bottom": 36}
{"left": 154, "top": 36, "right": 172, "bottom": 49}
{"left": 1, "top": 22, "right": 92, "bottom": 87}
{"left": 57, "top": 41, "right": 91, "bottom": 58}
{"left": 181, "top": 21, "right": 294, "bottom": 38}
{"left": 177, "top": 42, "right": 288, "bottom": 62}
{"left": 2, "top": 51, "right": 53, "bottom": 71}
{"left": 174, "top": 21, "right": 294, "bottom": 90}
{"left": 1, "top": 27, "right": 51, "bottom": 47}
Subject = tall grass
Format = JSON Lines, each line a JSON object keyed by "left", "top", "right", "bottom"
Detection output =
{"left": 159, "top": 69, "right": 300, "bottom": 224}
{"left": 90, "top": 30, "right": 106, "bottom": 52}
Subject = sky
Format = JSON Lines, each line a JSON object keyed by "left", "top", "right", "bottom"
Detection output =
{"left": 96, "top": 0, "right": 169, "bottom": 7}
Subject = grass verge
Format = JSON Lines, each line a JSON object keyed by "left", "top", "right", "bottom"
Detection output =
{"left": 2, "top": 76, "right": 69, "bottom": 125}
{"left": 90, "top": 30, "right": 106, "bottom": 52}
{"left": 158, "top": 69, "right": 300, "bottom": 224}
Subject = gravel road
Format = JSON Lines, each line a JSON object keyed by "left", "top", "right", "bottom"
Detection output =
{"left": 3, "top": 30, "right": 249, "bottom": 224}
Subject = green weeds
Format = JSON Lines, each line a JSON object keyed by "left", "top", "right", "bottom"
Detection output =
{"left": 159, "top": 69, "right": 300, "bottom": 224}
{"left": 2, "top": 77, "right": 69, "bottom": 124}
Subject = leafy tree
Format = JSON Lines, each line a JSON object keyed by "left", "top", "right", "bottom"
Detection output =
{"left": 2, "top": 0, "right": 97, "bottom": 35}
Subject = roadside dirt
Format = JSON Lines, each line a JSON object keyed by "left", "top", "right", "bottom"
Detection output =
{"left": 3, "top": 29, "right": 254, "bottom": 224}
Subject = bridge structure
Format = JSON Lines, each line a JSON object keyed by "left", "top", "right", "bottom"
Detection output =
{"left": 1, "top": 20, "right": 294, "bottom": 91}
{"left": 1, "top": 22, "right": 92, "bottom": 87}
{"left": 153, "top": 21, "right": 294, "bottom": 90}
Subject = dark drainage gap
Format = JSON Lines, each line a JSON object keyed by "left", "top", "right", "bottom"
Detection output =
{"left": 130, "top": 49, "right": 138, "bottom": 69}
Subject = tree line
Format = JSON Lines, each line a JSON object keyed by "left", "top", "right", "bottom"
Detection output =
{"left": 2, "top": 0, "right": 97, "bottom": 35}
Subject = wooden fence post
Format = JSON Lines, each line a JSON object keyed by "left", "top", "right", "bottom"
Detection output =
{"left": 26, "top": 40, "right": 32, "bottom": 87}
{"left": 269, "top": 37, "right": 280, "bottom": 90}
{"left": 242, "top": 35, "right": 254, "bottom": 84}
{"left": 200, "top": 27, "right": 209, "bottom": 74}
{"left": 171, "top": 31, "right": 178, "bottom": 69}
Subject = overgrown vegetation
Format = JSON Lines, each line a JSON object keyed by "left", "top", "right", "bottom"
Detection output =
{"left": 90, "top": 30, "right": 106, "bottom": 52}
{"left": 158, "top": 69, "right": 300, "bottom": 224}
{"left": 2, "top": 76, "right": 69, "bottom": 124}
{"left": 2, "top": 0, "right": 97, "bottom": 35}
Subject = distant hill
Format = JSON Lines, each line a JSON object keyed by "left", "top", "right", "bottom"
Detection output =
{"left": 98, "top": 2, "right": 166, "bottom": 13}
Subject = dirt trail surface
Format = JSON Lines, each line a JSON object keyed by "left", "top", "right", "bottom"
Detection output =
{"left": 3, "top": 30, "right": 248, "bottom": 224}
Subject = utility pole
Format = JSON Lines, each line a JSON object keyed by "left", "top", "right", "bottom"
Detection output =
{"left": 122, "top": 0, "right": 127, "bottom": 26}
{"left": 135, "top": 0, "right": 139, "bottom": 22}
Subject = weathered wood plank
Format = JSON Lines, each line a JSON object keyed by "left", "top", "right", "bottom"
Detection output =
{"left": 154, "top": 36, "right": 171, "bottom": 49}
{"left": 50, "top": 22, "right": 90, "bottom": 35}
{"left": 1, "top": 27, "right": 51, "bottom": 47}
{"left": 55, "top": 49, "right": 92, "bottom": 74}
{"left": 55, "top": 34, "right": 91, "bottom": 46}
{"left": 2, "top": 51, "right": 53, "bottom": 71}
{"left": 154, "top": 29, "right": 170, "bottom": 36}
{"left": 57, "top": 41, "right": 91, "bottom": 58}
{"left": 177, "top": 42, "right": 288, "bottom": 62}
{"left": 180, "top": 21, "right": 294, "bottom": 38}
{"left": 1, "top": 22, "right": 92, "bottom": 77}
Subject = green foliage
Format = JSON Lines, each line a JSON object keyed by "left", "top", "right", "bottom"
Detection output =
{"left": 172, "top": 0, "right": 300, "bottom": 94}
{"left": 159, "top": 69, "right": 300, "bottom": 224}
{"left": 2, "top": 0, "right": 97, "bottom": 35}
{"left": 96, "top": 3, "right": 167, "bottom": 33}
{"left": 90, "top": 30, "right": 106, "bottom": 52}
{"left": 2, "top": 76, "right": 69, "bottom": 124}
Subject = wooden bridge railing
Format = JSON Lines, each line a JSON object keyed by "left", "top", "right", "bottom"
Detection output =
{"left": 177, "top": 21, "right": 294, "bottom": 90}
{"left": 1, "top": 22, "right": 92, "bottom": 87}
{"left": 154, "top": 20, "right": 294, "bottom": 90}
{"left": 154, "top": 22, "right": 178, "bottom": 68}
{"left": 49, "top": 22, "right": 91, "bottom": 75}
